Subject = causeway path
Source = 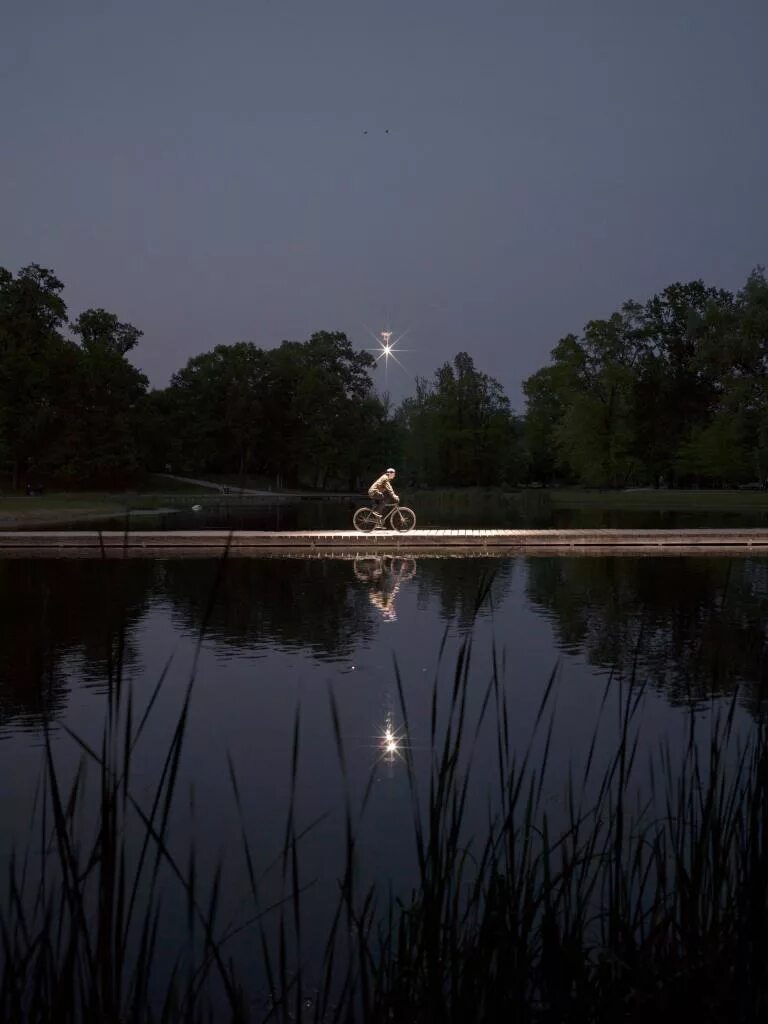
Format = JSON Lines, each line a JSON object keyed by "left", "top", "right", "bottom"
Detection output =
{"left": 3, "top": 528, "right": 768, "bottom": 555}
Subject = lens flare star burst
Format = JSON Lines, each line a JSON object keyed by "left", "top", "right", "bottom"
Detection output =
{"left": 377, "top": 712, "right": 407, "bottom": 765}
{"left": 364, "top": 326, "right": 413, "bottom": 383}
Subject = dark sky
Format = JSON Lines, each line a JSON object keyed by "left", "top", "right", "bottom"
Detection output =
{"left": 2, "top": 0, "right": 766, "bottom": 407}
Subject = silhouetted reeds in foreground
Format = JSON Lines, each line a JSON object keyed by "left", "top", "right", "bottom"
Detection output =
{"left": 2, "top": 612, "right": 768, "bottom": 1022}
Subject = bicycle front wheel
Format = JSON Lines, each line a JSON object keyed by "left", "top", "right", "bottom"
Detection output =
{"left": 391, "top": 506, "right": 416, "bottom": 532}
{"left": 353, "top": 507, "right": 378, "bottom": 533}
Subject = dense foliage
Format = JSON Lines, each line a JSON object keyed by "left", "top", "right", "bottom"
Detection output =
{"left": 524, "top": 269, "right": 768, "bottom": 488}
{"left": 1, "top": 261, "right": 766, "bottom": 489}
{"left": 398, "top": 352, "right": 524, "bottom": 486}
{"left": 0, "top": 266, "right": 148, "bottom": 487}
{"left": 0, "top": 263, "right": 524, "bottom": 490}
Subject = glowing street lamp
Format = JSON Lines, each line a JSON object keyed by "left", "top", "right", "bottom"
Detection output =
{"left": 365, "top": 326, "right": 412, "bottom": 384}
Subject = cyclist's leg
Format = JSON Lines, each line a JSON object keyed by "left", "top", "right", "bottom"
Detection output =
{"left": 371, "top": 494, "right": 390, "bottom": 528}
{"left": 370, "top": 493, "right": 385, "bottom": 516}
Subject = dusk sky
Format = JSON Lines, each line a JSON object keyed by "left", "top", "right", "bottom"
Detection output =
{"left": 2, "top": 0, "right": 766, "bottom": 407}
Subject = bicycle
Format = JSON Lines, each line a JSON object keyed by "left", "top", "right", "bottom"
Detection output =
{"left": 352, "top": 500, "right": 417, "bottom": 533}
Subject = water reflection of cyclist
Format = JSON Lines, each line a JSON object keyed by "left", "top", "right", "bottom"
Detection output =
{"left": 368, "top": 468, "right": 399, "bottom": 518}
{"left": 353, "top": 555, "right": 416, "bottom": 622}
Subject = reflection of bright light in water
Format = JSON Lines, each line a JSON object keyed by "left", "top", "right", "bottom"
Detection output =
{"left": 383, "top": 725, "right": 398, "bottom": 756}
{"left": 378, "top": 713, "right": 406, "bottom": 763}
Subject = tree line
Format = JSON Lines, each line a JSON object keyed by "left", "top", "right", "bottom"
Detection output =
{"left": 524, "top": 269, "right": 768, "bottom": 488}
{"left": 1, "top": 261, "right": 766, "bottom": 490}
{"left": 0, "top": 263, "right": 524, "bottom": 490}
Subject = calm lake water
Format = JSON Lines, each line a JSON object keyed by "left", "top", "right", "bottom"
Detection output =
{"left": 2, "top": 528, "right": 768, "bottom": 996}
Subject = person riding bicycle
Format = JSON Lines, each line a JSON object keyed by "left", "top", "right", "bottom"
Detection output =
{"left": 368, "top": 468, "right": 399, "bottom": 517}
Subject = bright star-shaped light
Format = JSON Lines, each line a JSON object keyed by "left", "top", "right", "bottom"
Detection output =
{"left": 383, "top": 725, "right": 398, "bottom": 755}
{"left": 364, "top": 325, "right": 413, "bottom": 378}
{"left": 377, "top": 713, "right": 407, "bottom": 764}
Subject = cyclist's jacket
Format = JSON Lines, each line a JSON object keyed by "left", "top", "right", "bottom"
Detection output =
{"left": 368, "top": 474, "right": 396, "bottom": 500}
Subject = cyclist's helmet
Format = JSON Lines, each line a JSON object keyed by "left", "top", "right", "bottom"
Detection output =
{"left": 387, "top": 467, "right": 396, "bottom": 474}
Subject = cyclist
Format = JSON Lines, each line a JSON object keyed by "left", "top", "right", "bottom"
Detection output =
{"left": 368, "top": 468, "right": 399, "bottom": 518}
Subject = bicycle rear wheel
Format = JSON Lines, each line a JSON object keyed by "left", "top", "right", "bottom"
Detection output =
{"left": 353, "top": 507, "right": 378, "bottom": 532}
{"left": 391, "top": 506, "right": 416, "bottom": 532}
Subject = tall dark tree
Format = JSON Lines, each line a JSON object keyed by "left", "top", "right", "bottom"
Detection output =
{"left": 158, "top": 331, "right": 384, "bottom": 488}
{"left": 635, "top": 281, "right": 733, "bottom": 485}
{"left": 399, "top": 352, "right": 522, "bottom": 486}
{"left": 522, "top": 363, "right": 570, "bottom": 485}
{"left": 166, "top": 342, "right": 269, "bottom": 476}
{"left": 62, "top": 310, "right": 148, "bottom": 484}
{"left": 263, "top": 331, "right": 379, "bottom": 487}
{"left": 72, "top": 308, "right": 142, "bottom": 356}
{"left": 679, "top": 268, "right": 768, "bottom": 484}
{"left": 0, "top": 265, "right": 73, "bottom": 488}
{"left": 521, "top": 275, "right": 760, "bottom": 488}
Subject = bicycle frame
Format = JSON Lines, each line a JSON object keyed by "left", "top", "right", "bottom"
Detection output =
{"left": 373, "top": 501, "right": 400, "bottom": 524}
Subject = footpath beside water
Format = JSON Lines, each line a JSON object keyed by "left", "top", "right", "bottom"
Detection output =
{"left": 3, "top": 527, "right": 768, "bottom": 554}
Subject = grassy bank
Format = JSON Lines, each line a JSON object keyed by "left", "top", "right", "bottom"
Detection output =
{"left": 0, "top": 493, "right": 131, "bottom": 526}
{"left": 414, "top": 485, "right": 768, "bottom": 511}
{"left": 0, "top": 475, "right": 211, "bottom": 527}
{"left": 3, "top": 607, "right": 768, "bottom": 1022}
{"left": 548, "top": 486, "right": 768, "bottom": 511}
{"left": 0, "top": 493, "right": 199, "bottom": 528}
